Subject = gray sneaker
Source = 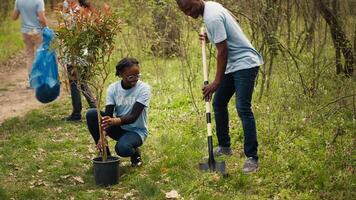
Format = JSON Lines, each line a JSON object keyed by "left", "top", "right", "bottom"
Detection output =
{"left": 213, "top": 146, "right": 233, "bottom": 157}
{"left": 242, "top": 157, "right": 259, "bottom": 173}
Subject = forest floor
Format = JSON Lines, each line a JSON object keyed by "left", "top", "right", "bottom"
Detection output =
{"left": 0, "top": 14, "right": 354, "bottom": 200}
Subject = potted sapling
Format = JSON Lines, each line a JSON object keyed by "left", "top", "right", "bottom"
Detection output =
{"left": 55, "top": 3, "right": 122, "bottom": 186}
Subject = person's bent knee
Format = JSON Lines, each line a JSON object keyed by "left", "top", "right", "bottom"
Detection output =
{"left": 115, "top": 144, "right": 132, "bottom": 157}
{"left": 86, "top": 108, "right": 98, "bottom": 121}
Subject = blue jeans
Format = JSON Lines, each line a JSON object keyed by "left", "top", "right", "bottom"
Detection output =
{"left": 212, "top": 67, "right": 259, "bottom": 160}
{"left": 86, "top": 109, "right": 143, "bottom": 157}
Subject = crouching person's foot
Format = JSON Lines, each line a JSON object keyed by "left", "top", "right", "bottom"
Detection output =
{"left": 242, "top": 157, "right": 258, "bottom": 174}
{"left": 131, "top": 149, "right": 142, "bottom": 167}
{"left": 213, "top": 146, "right": 232, "bottom": 157}
{"left": 63, "top": 114, "right": 82, "bottom": 122}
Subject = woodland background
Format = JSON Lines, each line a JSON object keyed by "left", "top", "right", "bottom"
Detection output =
{"left": 0, "top": 0, "right": 354, "bottom": 199}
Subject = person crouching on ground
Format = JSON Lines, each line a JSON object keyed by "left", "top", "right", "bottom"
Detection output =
{"left": 86, "top": 57, "right": 151, "bottom": 167}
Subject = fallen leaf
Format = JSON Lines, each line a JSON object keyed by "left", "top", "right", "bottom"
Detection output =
{"left": 38, "top": 169, "right": 43, "bottom": 173}
{"left": 51, "top": 138, "right": 64, "bottom": 142}
{"left": 60, "top": 175, "right": 71, "bottom": 179}
{"left": 29, "top": 179, "right": 49, "bottom": 188}
{"left": 123, "top": 192, "right": 134, "bottom": 199}
{"left": 73, "top": 176, "right": 85, "bottom": 184}
{"left": 165, "top": 190, "right": 180, "bottom": 199}
{"left": 212, "top": 173, "right": 220, "bottom": 181}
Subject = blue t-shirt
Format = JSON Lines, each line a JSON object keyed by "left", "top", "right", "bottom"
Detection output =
{"left": 14, "top": 0, "right": 45, "bottom": 33}
{"left": 203, "top": 1, "right": 264, "bottom": 73}
{"left": 106, "top": 80, "right": 151, "bottom": 142}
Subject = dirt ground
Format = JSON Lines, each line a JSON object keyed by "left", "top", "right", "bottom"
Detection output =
{"left": 0, "top": 51, "right": 67, "bottom": 124}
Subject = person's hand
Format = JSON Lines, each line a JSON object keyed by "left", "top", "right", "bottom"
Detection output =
{"left": 202, "top": 81, "right": 220, "bottom": 102}
{"left": 199, "top": 32, "right": 209, "bottom": 43}
{"left": 101, "top": 116, "right": 121, "bottom": 130}
{"left": 96, "top": 140, "right": 103, "bottom": 150}
{"left": 96, "top": 136, "right": 107, "bottom": 150}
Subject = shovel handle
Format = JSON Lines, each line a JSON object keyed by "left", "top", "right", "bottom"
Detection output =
{"left": 201, "top": 26, "right": 212, "bottom": 137}
{"left": 201, "top": 27, "right": 209, "bottom": 84}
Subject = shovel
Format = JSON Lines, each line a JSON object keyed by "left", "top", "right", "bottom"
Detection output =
{"left": 198, "top": 27, "right": 226, "bottom": 175}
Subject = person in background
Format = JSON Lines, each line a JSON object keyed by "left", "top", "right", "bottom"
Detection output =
{"left": 62, "top": 0, "right": 96, "bottom": 121}
{"left": 12, "top": 0, "right": 48, "bottom": 83}
{"left": 86, "top": 57, "right": 151, "bottom": 167}
{"left": 176, "top": 0, "right": 264, "bottom": 173}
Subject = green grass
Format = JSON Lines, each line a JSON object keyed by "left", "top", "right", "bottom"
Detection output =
{"left": 0, "top": 53, "right": 354, "bottom": 199}
{"left": 0, "top": 19, "right": 23, "bottom": 63}
{"left": 0, "top": 14, "right": 354, "bottom": 200}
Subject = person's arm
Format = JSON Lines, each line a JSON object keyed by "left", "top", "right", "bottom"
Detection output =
{"left": 120, "top": 102, "right": 145, "bottom": 125}
{"left": 37, "top": 11, "right": 48, "bottom": 27}
{"left": 12, "top": 0, "right": 20, "bottom": 20}
{"left": 202, "top": 40, "right": 228, "bottom": 101}
{"left": 104, "top": 105, "right": 115, "bottom": 117}
{"left": 101, "top": 102, "right": 145, "bottom": 130}
{"left": 12, "top": 10, "right": 20, "bottom": 20}
{"left": 37, "top": 0, "right": 48, "bottom": 27}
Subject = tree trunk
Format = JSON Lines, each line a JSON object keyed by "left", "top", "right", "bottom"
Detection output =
{"left": 314, "top": 0, "right": 354, "bottom": 76}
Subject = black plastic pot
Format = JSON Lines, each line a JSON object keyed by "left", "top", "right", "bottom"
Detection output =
{"left": 92, "top": 156, "right": 120, "bottom": 186}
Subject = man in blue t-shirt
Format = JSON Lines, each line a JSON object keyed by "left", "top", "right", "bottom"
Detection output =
{"left": 176, "top": 0, "right": 263, "bottom": 173}
{"left": 12, "top": 0, "right": 48, "bottom": 79}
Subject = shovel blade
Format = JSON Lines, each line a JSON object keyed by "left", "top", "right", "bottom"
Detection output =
{"left": 199, "top": 160, "right": 226, "bottom": 174}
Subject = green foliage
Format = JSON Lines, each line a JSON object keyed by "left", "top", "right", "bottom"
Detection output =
{"left": 0, "top": 20, "right": 24, "bottom": 63}
{"left": 0, "top": 0, "right": 12, "bottom": 24}
{"left": 55, "top": 5, "right": 121, "bottom": 84}
{"left": 0, "top": 1, "right": 354, "bottom": 199}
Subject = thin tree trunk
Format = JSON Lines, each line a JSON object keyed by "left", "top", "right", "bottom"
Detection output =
{"left": 314, "top": 0, "right": 354, "bottom": 76}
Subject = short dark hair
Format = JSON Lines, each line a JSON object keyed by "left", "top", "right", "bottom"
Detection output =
{"left": 79, "top": 0, "right": 90, "bottom": 8}
{"left": 176, "top": 0, "right": 188, "bottom": 7}
{"left": 115, "top": 57, "right": 139, "bottom": 76}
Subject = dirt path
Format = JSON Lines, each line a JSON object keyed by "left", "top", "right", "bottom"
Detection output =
{"left": 0, "top": 51, "right": 68, "bottom": 124}
{"left": 0, "top": 51, "right": 43, "bottom": 124}
{"left": 0, "top": 15, "right": 68, "bottom": 124}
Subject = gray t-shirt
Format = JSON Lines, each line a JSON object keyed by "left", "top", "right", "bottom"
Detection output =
{"left": 14, "top": 0, "right": 45, "bottom": 33}
{"left": 106, "top": 80, "right": 151, "bottom": 142}
{"left": 203, "top": 1, "right": 264, "bottom": 73}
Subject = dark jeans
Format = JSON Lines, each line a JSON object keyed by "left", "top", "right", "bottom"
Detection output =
{"left": 67, "top": 65, "right": 96, "bottom": 117}
{"left": 213, "top": 67, "right": 259, "bottom": 160}
{"left": 86, "top": 108, "right": 143, "bottom": 157}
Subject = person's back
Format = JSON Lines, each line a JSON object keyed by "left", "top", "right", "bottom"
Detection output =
{"left": 15, "top": 0, "right": 44, "bottom": 34}
{"left": 203, "top": 1, "right": 263, "bottom": 73}
{"left": 13, "top": 0, "right": 48, "bottom": 83}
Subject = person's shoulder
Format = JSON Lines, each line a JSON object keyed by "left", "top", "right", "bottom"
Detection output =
{"left": 137, "top": 81, "right": 151, "bottom": 91}
{"left": 205, "top": 1, "right": 224, "bottom": 10}
{"left": 107, "top": 81, "right": 120, "bottom": 91}
{"left": 204, "top": 1, "right": 225, "bottom": 20}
